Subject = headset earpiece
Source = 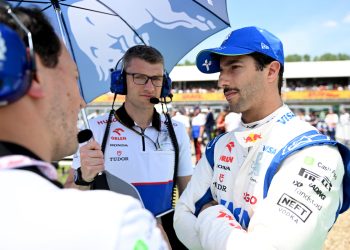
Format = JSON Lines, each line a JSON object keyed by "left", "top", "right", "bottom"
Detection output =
{"left": 0, "top": 23, "right": 33, "bottom": 106}
{"left": 110, "top": 68, "right": 127, "bottom": 95}
{"left": 160, "top": 71, "right": 172, "bottom": 98}
{"left": 110, "top": 57, "right": 127, "bottom": 95}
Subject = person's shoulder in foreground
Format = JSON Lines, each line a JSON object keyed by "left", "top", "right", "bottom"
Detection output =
{"left": 0, "top": 6, "right": 167, "bottom": 250}
{"left": 0, "top": 169, "right": 167, "bottom": 249}
{"left": 174, "top": 26, "right": 350, "bottom": 250}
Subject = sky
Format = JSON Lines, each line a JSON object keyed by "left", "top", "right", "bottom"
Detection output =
{"left": 180, "top": 0, "right": 350, "bottom": 63}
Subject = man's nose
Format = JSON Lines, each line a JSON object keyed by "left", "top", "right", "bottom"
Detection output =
{"left": 144, "top": 78, "right": 155, "bottom": 89}
{"left": 218, "top": 73, "right": 230, "bottom": 88}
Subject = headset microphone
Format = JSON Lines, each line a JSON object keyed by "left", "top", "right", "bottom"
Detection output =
{"left": 149, "top": 97, "right": 160, "bottom": 104}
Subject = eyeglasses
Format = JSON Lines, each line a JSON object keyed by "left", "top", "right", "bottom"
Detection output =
{"left": 125, "top": 72, "right": 163, "bottom": 87}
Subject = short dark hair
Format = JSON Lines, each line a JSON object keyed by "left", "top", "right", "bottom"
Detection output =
{"left": 123, "top": 45, "right": 164, "bottom": 69}
{"left": 0, "top": 7, "right": 61, "bottom": 68}
{"left": 249, "top": 52, "right": 284, "bottom": 95}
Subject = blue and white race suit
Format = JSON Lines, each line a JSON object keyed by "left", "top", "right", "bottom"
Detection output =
{"left": 73, "top": 105, "right": 193, "bottom": 216}
{"left": 174, "top": 105, "right": 350, "bottom": 250}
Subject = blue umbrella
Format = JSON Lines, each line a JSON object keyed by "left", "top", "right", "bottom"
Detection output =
{"left": 8, "top": 0, "right": 230, "bottom": 103}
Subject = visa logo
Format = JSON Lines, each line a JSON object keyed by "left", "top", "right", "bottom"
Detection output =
{"left": 262, "top": 145, "right": 276, "bottom": 154}
{"left": 220, "top": 198, "right": 250, "bottom": 229}
{"left": 277, "top": 112, "right": 295, "bottom": 124}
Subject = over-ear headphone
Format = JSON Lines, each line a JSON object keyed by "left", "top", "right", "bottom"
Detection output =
{"left": 110, "top": 57, "right": 172, "bottom": 98}
{"left": 0, "top": 8, "right": 35, "bottom": 106}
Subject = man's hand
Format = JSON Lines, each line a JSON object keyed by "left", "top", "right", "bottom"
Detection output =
{"left": 79, "top": 139, "right": 104, "bottom": 181}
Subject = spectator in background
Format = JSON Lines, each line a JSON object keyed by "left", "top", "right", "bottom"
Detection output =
{"left": 216, "top": 108, "right": 228, "bottom": 135}
{"left": 204, "top": 106, "right": 215, "bottom": 141}
{"left": 224, "top": 111, "right": 242, "bottom": 132}
{"left": 308, "top": 111, "right": 319, "bottom": 128}
{"left": 336, "top": 108, "right": 350, "bottom": 145}
{"left": 325, "top": 107, "right": 339, "bottom": 140}
{"left": 173, "top": 107, "right": 191, "bottom": 137}
{"left": 191, "top": 106, "right": 206, "bottom": 163}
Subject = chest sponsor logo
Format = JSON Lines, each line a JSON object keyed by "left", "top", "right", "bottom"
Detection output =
{"left": 298, "top": 168, "right": 332, "bottom": 191}
{"left": 276, "top": 112, "right": 295, "bottom": 124}
{"left": 277, "top": 193, "right": 312, "bottom": 223}
{"left": 109, "top": 143, "right": 128, "bottom": 147}
{"left": 97, "top": 117, "right": 117, "bottom": 125}
{"left": 213, "top": 181, "right": 227, "bottom": 192}
{"left": 243, "top": 192, "right": 257, "bottom": 205}
{"left": 111, "top": 127, "right": 126, "bottom": 140}
{"left": 219, "top": 173, "right": 225, "bottom": 182}
{"left": 226, "top": 141, "right": 235, "bottom": 152}
{"left": 109, "top": 156, "right": 128, "bottom": 161}
{"left": 244, "top": 133, "right": 262, "bottom": 143}
{"left": 219, "top": 155, "right": 234, "bottom": 163}
{"left": 217, "top": 164, "right": 231, "bottom": 171}
{"left": 113, "top": 128, "right": 124, "bottom": 135}
{"left": 262, "top": 145, "right": 276, "bottom": 154}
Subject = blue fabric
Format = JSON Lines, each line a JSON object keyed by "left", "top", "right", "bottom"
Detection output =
{"left": 194, "top": 188, "right": 214, "bottom": 217}
{"left": 205, "top": 133, "right": 226, "bottom": 169}
{"left": 134, "top": 181, "right": 173, "bottom": 216}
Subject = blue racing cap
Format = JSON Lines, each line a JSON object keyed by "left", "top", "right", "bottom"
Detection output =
{"left": 0, "top": 23, "right": 30, "bottom": 105}
{"left": 196, "top": 26, "right": 284, "bottom": 73}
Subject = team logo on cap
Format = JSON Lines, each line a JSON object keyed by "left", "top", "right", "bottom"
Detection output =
{"left": 0, "top": 32, "right": 7, "bottom": 61}
{"left": 261, "top": 42, "right": 269, "bottom": 50}
{"left": 202, "top": 59, "right": 212, "bottom": 71}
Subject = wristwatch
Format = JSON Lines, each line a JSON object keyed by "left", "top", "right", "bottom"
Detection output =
{"left": 74, "top": 167, "right": 94, "bottom": 186}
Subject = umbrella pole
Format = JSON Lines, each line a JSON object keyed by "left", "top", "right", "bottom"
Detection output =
{"left": 50, "top": 0, "right": 90, "bottom": 129}
{"left": 80, "top": 108, "right": 90, "bottom": 129}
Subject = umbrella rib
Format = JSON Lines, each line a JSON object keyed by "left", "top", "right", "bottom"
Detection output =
{"left": 95, "top": 0, "right": 146, "bottom": 45}
{"left": 8, "top": 0, "right": 52, "bottom": 4}
{"left": 192, "top": 0, "right": 230, "bottom": 26}
{"left": 59, "top": 3, "right": 118, "bottom": 16}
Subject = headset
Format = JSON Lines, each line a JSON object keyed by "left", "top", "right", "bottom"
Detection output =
{"left": 0, "top": 5, "right": 35, "bottom": 106}
{"left": 110, "top": 56, "right": 172, "bottom": 98}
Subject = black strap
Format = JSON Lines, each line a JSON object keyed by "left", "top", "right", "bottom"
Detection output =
{"left": 90, "top": 94, "right": 117, "bottom": 191}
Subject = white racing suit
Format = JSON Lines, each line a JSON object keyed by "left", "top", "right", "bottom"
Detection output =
{"left": 174, "top": 105, "right": 350, "bottom": 250}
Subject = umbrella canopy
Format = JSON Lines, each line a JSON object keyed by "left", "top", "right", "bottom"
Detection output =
{"left": 8, "top": 0, "right": 230, "bottom": 103}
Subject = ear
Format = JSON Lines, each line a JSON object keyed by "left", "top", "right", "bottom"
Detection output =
{"left": 27, "top": 72, "right": 45, "bottom": 99}
{"left": 266, "top": 61, "right": 280, "bottom": 83}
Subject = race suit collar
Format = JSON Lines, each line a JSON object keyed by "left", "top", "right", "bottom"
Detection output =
{"left": 115, "top": 103, "right": 161, "bottom": 131}
{"left": 241, "top": 104, "right": 287, "bottom": 129}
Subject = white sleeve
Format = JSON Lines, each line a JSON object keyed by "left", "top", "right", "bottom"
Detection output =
{"left": 116, "top": 198, "right": 168, "bottom": 250}
{"left": 174, "top": 156, "right": 214, "bottom": 249}
{"left": 195, "top": 145, "right": 344, "bottom": 250}
{"left": 174, "top": 119, "right": 194, "bottom": 176}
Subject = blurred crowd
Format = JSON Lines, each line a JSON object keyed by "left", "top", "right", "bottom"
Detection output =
{"left": 294, "top": 107, "right": 350, "bottom": 145}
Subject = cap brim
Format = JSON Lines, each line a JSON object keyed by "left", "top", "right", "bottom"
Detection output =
{"left": 196, "top": 46, "right": 254, "bottom": 73}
